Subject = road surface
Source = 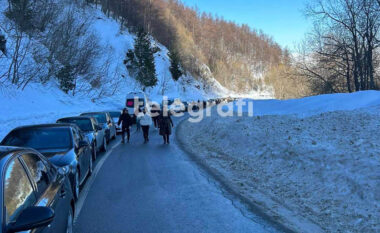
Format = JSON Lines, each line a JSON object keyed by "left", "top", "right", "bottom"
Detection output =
{"left": 74, "top": 117, "right": 281, "bottom": 233}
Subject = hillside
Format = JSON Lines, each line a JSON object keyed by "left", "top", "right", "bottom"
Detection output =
{"left": 86, "top": 0, "right": 282, "bottom": 95}
{"left": 0, "top": 0, "right": 233, "bottom": 139}
{"left": 0, "top": 0, "right": 236, "bottom": 101}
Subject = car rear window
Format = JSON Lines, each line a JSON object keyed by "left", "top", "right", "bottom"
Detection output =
{"left": 2, "top": 128, "right": 72, "bottom": 150}
{"left": 82, "top": 113, "right": 106, "bottom": 123}
{"left": 109, "top": 112, "right": 121, "bottom": 118}
{"left": 58, "top": 119, "right": 93, "bottom": 131}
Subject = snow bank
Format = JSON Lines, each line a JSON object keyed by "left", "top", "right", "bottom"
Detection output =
{"left": 240, "top": 90, "right": 380, "bottom": 117}
{"left": 178, "top": 91, "right": 380, "bottom": 233}
{"left": 0, "top": 82, "right": 125, "bottom": 140}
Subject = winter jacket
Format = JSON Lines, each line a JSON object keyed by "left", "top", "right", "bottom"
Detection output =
{"left": 139, "top": 113, "right": 153, "bottom": 126}
{"left": 118, "top": 113, "right": 133, "bottom": 129}
{"left": 158, "top": 113, "right": 173, "bottom": 136}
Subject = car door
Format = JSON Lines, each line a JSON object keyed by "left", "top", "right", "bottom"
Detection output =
{"left": 106, "top": 113, "right": 116, "bottom": 137}
{"left": 78, "top": 130, "right": 91, "bottom": 169}
{"left": 3, "top": 157, "right": 38, "bottom": 232}
{"left": 72, "top": 128, "right": 88, "bottom": 183}
{"left": 20, "top": 153, "right": 71, "bottom": 233}
{"left": 92, "top": 118, "right": 104, "bottom": 149}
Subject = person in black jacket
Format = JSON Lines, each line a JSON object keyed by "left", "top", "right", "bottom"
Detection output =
{"left": 158, "top": 111, "right": 174, "bottom": 144}
{"left": 118, "top": 108, "right": 133, "bottom": 143}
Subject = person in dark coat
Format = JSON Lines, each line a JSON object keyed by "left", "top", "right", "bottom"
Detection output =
{"left": 151, "top": 104, "right": 161, "bottom": 128}
{"left": 158, "top": 111, "right": 174, "bottom": 144}
{"left": 118, "top": 108, "right": 133, "bottom": 143}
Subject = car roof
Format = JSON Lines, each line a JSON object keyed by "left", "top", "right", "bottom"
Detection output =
{"left": 0, "top": 146, "right": 41, "bottom": 167}
{"left": 12, "top": 123, "right": 76, "bottom": 131}
{"left": 81, "top": 112, "right": 107, "bottom": 115}
{"left": 58, "top": 116, "right": 94, "bottom": 121}
{"left": 0, "top": 146, "right": 24, "bottom": 157}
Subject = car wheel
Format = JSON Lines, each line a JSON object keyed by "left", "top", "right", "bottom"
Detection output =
{"left": 66, "top": 206, "right": 74, "bottom": 233}
{"left": 73, "top": 172, "right": 80, "bottom": 201}
{"left": 88, "top": 156, "right": 93, "bottom": 176}
{"left": 101, "top": 137, "right": 107, "bottom": 152}
{"left": 92, "top": 143, "right": 97, "bottom": 161}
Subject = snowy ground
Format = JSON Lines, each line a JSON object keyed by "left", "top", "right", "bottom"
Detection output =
{"left": 178, "top": 91, "right": 380, "bottom": 233}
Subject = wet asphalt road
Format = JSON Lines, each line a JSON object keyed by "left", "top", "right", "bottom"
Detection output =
{"left": 73, "top": 117, "right": 280, "bottom": 233}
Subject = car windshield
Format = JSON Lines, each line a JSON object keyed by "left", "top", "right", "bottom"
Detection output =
{"left": 58, "top": 118, "right": 93, "bottom": 131}
{"left": 83, "top": 113, "right": 106, "bottom": 123}
{"left": 2, "top": 128, "right": 72, "bottom": 150}
{"left": 109, "top": 112, "right": 121, "bottom": 118}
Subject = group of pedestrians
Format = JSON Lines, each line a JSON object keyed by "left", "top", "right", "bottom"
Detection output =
{"left": 117, "top": 107, "right": 174, "bottom": 144}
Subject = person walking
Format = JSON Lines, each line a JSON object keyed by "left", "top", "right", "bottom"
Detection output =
{"left": 135, "top": 107, "right": 143, "bottom": 132}
{"left": 118, "top": 108, "right": 133, "bottom": 143}
{"left": 151, "top": 104, "right": 161, "bottom": 128}
{"left": 158, "top": 111, "right": 174, "bottom": 144}
{"left": 139, "top": 108, "right": 153, "bottom": 143}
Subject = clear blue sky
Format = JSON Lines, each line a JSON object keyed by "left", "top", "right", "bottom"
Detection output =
{"left": 180, "top": 0, "right": 311, "bottom": 49}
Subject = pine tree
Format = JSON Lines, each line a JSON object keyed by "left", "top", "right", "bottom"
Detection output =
{"left": 124, "top": 28, "right": 158, "bottom": 88}
{"left": 169, "top": 49, "right": 183, "bottom": 81}
{"left": 57, "top": 65, "right": 75, "bottom": 94}
{"left": 0, "top": 34, "right": 6, "bottom": 55}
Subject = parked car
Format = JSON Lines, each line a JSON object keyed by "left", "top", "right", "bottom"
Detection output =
{"left": 105, "top": 110, "right": 122, "bottom": 135}
{"left": 1, "top": 124, "right": 93, "bottom": 200}
{"left": 0, "top": 146, "right": 75, "bottom": 233}
{"left": 57, "top": 116, "right": 107, "bottom": 160}
{"left": 80, "top": 112, "right": 116, "bottom": 143}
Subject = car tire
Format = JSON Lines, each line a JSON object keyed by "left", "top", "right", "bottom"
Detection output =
{"left": 73, "top": 172, "right": 80, "bottom": 201}
{"left": 66, "top": 206, "right": 74, "bottom": 233}
{"left": 101, "top": 137, "right": 107, "bottom": 152}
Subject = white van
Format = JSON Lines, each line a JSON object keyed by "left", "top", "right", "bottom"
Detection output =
{"left": 125, "top": 91, "right": 150, "bottom": 117}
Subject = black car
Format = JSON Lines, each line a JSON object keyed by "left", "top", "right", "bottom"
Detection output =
{"left": 57, "top": 116, "right": 107, "bottom": 160}
{"left": 80, "top": 112, "right": 116, "bottom": 143}
{"left": 0, "top": 146, "right": 75, "bottom": 233}
{"left": 1, "top": 124, "right": 93, "bottom": 200}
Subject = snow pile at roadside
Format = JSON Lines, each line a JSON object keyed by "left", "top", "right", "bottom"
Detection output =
{"left": 239, "top": 90, "right": 380, "bottom": 117}
{"left": 178, "top": 91, "right": 380, "bottom": 233}
{"left": 0, "top": 82, "right": 125, "bottom": 140}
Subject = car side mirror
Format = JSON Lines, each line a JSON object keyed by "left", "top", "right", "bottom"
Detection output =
{"left": 7, "top": 207, "right": 54, "bottom": 233}
{"left": 79, "top": 140, "right": 89, "bottom": 148}
{"left": 95, "top": 125, "right": 102, "bottom": 131}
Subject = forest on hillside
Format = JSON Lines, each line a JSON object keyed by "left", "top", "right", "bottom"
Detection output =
{"left": 1, "top": 0, "right": 379, "bottom": 99}
{"left": 86, "top": 0, "right": 288, "bottom": 94}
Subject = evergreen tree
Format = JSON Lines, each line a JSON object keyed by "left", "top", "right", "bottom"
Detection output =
{"left": 6, "top": 0, "right": 34, "bottom": 31}
{"left": 0, "top": 34, "right": 6, "bottom": 55}
{"left": 124, "top": 28, "right": 158, "bottom": 88}
{"left": 168, "top": 49, "right": 183, "bottom": 81}
{"left": 57, "top": 65, "right": 75, "bottom": 94}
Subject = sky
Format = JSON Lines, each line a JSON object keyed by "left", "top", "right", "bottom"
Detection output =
{"left": 180, "top": 0, "right": 312, "bottom": 50}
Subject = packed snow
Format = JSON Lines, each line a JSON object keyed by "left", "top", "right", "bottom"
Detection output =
{"left": 178, "top": 91, "right": 380, "bottom": 233}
